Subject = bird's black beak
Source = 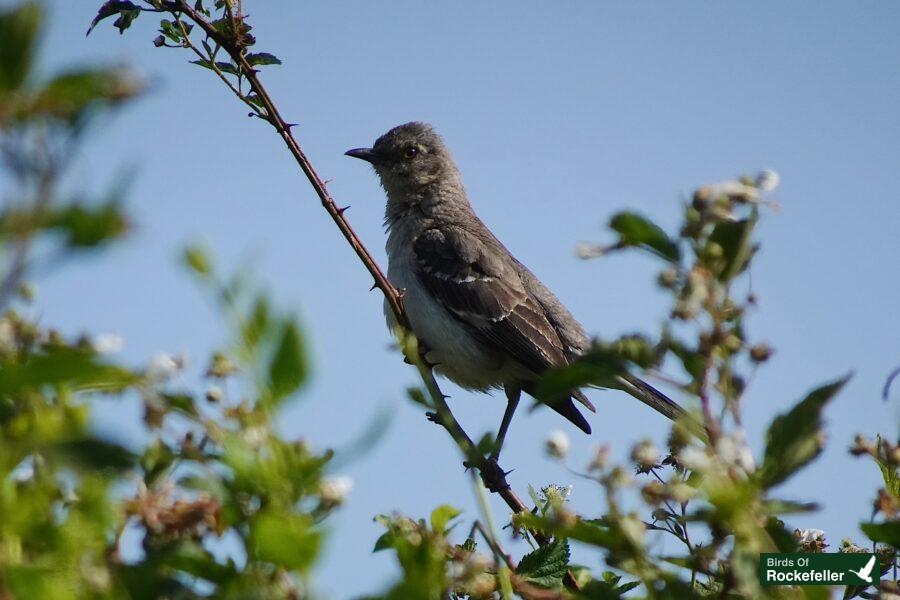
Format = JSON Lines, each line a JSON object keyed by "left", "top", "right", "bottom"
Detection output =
{"left": 345, "top": 147, "right": 385, "bottom": 165}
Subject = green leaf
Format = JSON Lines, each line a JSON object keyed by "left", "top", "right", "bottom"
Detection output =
{"left": 0, "top": 348, "right": 136, "bottom": 395}
{"left": 15, "top": 67, "right": 142, "bottom": 123}
{"left": 47, "top": 438, "right": 135, "bottom": 471}
{"left": 515, "top": 538, "right": 570, "bottom": 588}
{"left": 245, "top": 52, "right": 282, "bottom": 67}
{"left": 758, "top": 374, "right": 850, "bottom": 488}
{"left": 861, "top": 520, "right": 900, "bottom": 548}
{"left": 429, "top": 504, "right": 461, "bottom": 534}
{"left": 874, "top": 435, "right": 900, "bottom": 498}
{"left": 609, "top": 211, "right": 680, "bottom": 262}
{"left": 0, "top": 1, "right": 42, "bottom": 91}
{"left": 534, "top": 345, "right": 628, "bottom": 402}
{"left": 372, "top": 531, "right": 394, "bottom": 552}
{"left": 189, "top": 59, "right": 239, "bottom": 75}
{"left": 87, "top": 1, "right": 141, "bottom": 35}
{"left": 183, "top": 244, "right": 211, "bottom": 276}
{"left": 47, "top": 202, "right": 128, "bottom": 247}
{"left": 708, "top": 216, "right": 756, "bottom": 281}
{"left": 267, "top": 321, "right": 307, "bottom": 401}
{"left": 250, "top": 510, "right": 320, "bottom": 571}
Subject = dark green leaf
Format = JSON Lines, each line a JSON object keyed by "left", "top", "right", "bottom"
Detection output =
{"left": 861, "top": 520, "right": 900, "bottom": 548}
{"left": 372, "top": 531, "right": 394, "bottom": 552}
{"left": 47, "top": 438, "right": 135, "bottom": 471}
{"left": 758, "top": 374, "right": 850, "bottom": 488}
{"left": 163, "top": 541, "right": 234, "bottom": 584}
{"left": 515, "top": 538, "right": 570, "bottom": 588}
{"left": 534, "top": 345, "right": 628, "bottom": 402}
{"left": 708, "top": 216, "right": 756, "bottom": 281}
{"left": 245, "top": 52, "right": 282, "bottom": 67}
{"left": 609, "top": 211, "right": 680, "bottom": 262}
{"left": 189, "top": 59, "right": 239, "bottom": 75}
{"left": 0, "top": 1, "right": 42, "bottom": 91}
{"left": 267, "top": 321, "right": 307, "bottom": 401}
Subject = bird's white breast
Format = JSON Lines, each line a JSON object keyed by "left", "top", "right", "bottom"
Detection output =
{"left": 384, "top": 223, "right": 508, "bottom": 391}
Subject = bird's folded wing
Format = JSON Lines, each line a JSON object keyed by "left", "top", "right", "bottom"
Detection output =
{"left": 412, "top": 226, "right": 567, "bottom": 374}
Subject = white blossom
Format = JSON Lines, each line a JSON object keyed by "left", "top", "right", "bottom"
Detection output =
{"left": 755, "top": 169, "right": 780, "bottom": 191}
{"left": 92, "top": 333, "right": 124, "bottom": 354}
{"left": 318, "top": 476, "right": 353, "bottom": 504}
{"left": 796, "top": 529, "right": 825, "bottom": 544}
{"left": 147, "top": 353, "right": 181, "bottom": 379}
{"left": 678, "top": 446, "right": 712, "bottom": 471}
{"left": 544, "top": 430, "right": 570, "bottom": 459}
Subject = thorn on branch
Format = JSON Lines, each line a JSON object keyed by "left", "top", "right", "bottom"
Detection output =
{"left": 369, "top": 282, "right": 378, "bottom": 291}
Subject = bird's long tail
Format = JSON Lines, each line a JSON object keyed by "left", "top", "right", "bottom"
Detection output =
{"left": 613, "top": 374, "right": 687, "bottom": 421}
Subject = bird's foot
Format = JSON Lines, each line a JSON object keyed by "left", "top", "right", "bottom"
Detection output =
{"left": 425, "top": 411, "right": 440, "bottom": 424}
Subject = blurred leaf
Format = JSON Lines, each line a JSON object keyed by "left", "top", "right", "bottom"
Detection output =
{"left": 860, "top": 520, "right": 899, "bottom": 548}
{"left": 0, "top": 1, "right": 42, "bottom": 92}
{"left": 535, "top": 345, "right": 628, "bottom": 402}
{"left": 758, "top": 374, "right": 850, "bottom": 488}
{"left": 86, "top": 1, "right": 140, "bottom": 35}
{"left": 250, "top": 510, "right": 320, "bottom": 571}
{"left": 47, "top": 438, "right": 135, "bottom": 471}
{"left": 140, "top": 438, "right": 176, "bottom": 484}
{"left": 765, "top": 517, "right": 799, "bottom": 552}
{"left": 609, "top": 211, "right": 680, "bottom": 262}
{"left": 515, "top": 538, "right": 570, "bottom": 588}
{"left": 373, "top": 531, "right": 394, "bottom": 553}
{"left": 267, "top": 321, "right": 307, "bottom": 401}
{"left": 160, "top": 392, "right": 198, "bottom": 418}
{"left": 0, "top": 348, "right": 136, "bottom": 395}
{"left": 429, "top": 504, "right": 460, "bottom": 534}
{"left": 183, "top": 244, "right": 212, "bottom": 276}
{"left": 163, "top": 540, "right": 235, "bottom": 584}
{"left": 874, "top": 435, "right": 900, "bottom": 498}
{"left": 708, "top": 215, "right": 756, "bottom": 281}
{"left": 7, "top": 67, "right": 142, "bottom": 123}
{"left": 48, "top": 201, "right": 128, "bottom": 247}
{"left": 245, "top": 52, "right": 281, "bottom": 67}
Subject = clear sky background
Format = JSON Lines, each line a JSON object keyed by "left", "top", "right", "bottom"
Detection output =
{"left": 28, "top": 1, "right": 900, "bottom": 597}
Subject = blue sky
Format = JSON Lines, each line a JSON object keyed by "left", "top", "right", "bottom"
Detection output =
{"left": 31, "top": 1, "right": 900, "bottom": 597}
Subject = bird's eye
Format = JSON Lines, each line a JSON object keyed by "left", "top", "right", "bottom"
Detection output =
{"left": 402, "top": 146, "right": 418, "bottom": 160}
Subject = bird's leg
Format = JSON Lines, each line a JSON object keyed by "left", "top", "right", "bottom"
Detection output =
{"left": 490, "top": 386, "right": 521, "bottom": 461}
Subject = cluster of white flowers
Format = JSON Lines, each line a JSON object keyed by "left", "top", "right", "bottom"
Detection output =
{"left": 796, "top": 528, "right": 826, "bottom": 544}
{"left": 677, "top": 428, "right": 756, "bottom": 476}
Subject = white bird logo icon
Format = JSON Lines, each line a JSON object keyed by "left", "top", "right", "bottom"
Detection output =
{"left": 847, "top": 555, "right": 876, "bottom": 583}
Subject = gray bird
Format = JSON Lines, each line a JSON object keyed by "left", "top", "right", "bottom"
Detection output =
{"left": 346, "top": 122, "right": 684, "bottom": 456}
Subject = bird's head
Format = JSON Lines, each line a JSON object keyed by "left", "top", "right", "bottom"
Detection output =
{"left": 345, "top": 122, "right": 459, "bottom": 198}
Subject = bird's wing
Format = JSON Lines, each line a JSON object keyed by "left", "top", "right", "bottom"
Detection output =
{"left": 412, "top": 226, "right": 567, "bottom": 374}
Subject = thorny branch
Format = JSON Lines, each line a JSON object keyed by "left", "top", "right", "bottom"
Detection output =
{"left": 147, "top": 0, "right": 578, "bottom": 590}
